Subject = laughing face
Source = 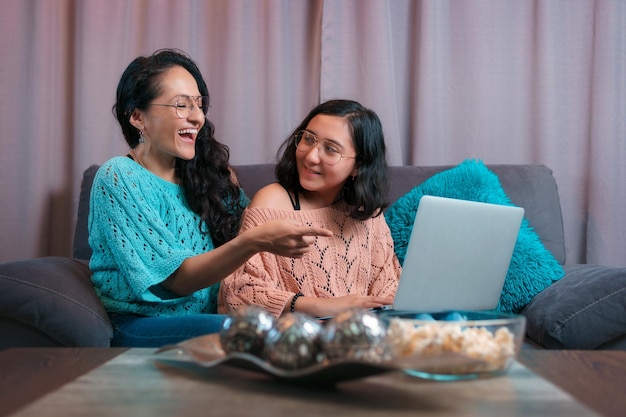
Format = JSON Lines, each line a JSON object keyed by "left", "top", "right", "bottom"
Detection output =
{"left": 296, "top": 114, "right": 358, "bottom": 206}
{"left": 130, "top": 65, "right": 205, "bottom": 171}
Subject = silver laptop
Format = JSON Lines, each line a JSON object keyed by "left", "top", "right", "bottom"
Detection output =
{"left": 390, "top": 195, "right": 524, "bottom": 313}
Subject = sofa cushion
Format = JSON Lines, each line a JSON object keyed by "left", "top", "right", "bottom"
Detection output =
{"left": 523, "top": 264, "right": 626, "bottom": 349}
{"left": 73, "top": 164, "right": 99, "bottom": 260}
{"left": 0, "top": 257, "right": 112, "bottom": 347}
{"left": 387, "top": 164, "right": 566, "bottom": 264}
{"left": 385, "top": 159, "right": 564, "bottom": 314}
{"left": 74, "top": 163, "right": 567, "bottom": 265}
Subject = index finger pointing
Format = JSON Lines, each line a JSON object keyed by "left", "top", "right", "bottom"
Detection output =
{"left": 303, "top": 226, "right": 333, "bottom": 237}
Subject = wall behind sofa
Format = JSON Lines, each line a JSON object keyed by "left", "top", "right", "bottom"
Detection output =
{"left": 0, "top": 0, "right": 624, "bottom": 267}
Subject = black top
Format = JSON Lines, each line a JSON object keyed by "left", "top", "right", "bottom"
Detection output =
{"left": 282, "top": 185, "right": 300, "bottom": 210}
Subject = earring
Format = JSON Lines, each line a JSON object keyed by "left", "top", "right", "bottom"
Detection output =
{"left": 138, "top": 130, "right": 145, "bottom": 144}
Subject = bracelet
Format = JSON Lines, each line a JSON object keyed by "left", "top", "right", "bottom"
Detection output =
{"left": 290, "top": 292, "right": 304, "bottom": 313}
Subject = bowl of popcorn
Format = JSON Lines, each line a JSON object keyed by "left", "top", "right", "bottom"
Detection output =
{"left": 380, "top": 310, "right": 526, "bottom": 381}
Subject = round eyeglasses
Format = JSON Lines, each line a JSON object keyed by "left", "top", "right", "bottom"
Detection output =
{"left": 294, "top": 130, "right": 356, "bottom": 165}
{"left": 150, "top": 95, "right": 210, "bottom": 119}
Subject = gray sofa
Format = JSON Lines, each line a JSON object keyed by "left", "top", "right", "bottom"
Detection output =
{"left": 1, "top": 163, "right": 624, "bottom": 350}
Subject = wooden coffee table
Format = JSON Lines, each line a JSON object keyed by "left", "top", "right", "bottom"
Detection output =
{"left": 0, "top": 347, "right": 623, "bottom": 417}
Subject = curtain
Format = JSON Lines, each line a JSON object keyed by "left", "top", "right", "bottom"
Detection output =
{"left": 0, "top": 0, "right": 624, "bottom": 267}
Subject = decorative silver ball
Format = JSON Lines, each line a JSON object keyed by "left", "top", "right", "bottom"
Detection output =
{"left": 321, "top": 308, "right": 390, "bottom": 362}
{"left": 220, "top": 305, "right": 277, "bottom": 357}
{"left": 264, "top": 312, "right": 325, "bottom": 370}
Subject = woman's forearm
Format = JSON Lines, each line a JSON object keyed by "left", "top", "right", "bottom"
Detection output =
{"left": 161, "top": 230, "right": 260, "bottom": 295}
{"left": 161, "top": 220, "right": 330, "bottom": 296}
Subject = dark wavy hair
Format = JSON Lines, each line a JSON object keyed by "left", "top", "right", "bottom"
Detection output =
{"left": 275, "top": 99, "right": 390, "bottom": 220}
{"left": 113, "top": 49, "right": 244, "bottom": 246}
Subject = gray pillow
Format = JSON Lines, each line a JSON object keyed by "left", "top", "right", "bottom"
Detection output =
{"left": 0, "top": 256, "right": 112, "bottom": 347}
{"left": 523, "top": 264, "right": 626, "bottom": 349}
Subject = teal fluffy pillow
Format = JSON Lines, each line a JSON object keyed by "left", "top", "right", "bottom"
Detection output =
{"left": 385, "top": 159, "right": 564, "bottom": 313}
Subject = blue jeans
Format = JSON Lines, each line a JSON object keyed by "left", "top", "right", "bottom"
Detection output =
{"left": 109, "top": 313, "right": 228, "bottom": 347}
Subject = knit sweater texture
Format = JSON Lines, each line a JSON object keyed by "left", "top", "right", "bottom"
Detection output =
{"left": 89, "top": 156, "right": 230, "bottom": 316}
{"left": 218, "top": 205, "right": 401, "bottom": 317}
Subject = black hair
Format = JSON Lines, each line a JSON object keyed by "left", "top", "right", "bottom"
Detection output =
{"left": 113, "top": 49, "right": 244, "bottom": 246}
{"left": 275, "top": 99, "right": 390, "bottom": 220}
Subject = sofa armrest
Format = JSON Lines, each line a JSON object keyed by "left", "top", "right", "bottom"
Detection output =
{"left": 0, "top": 257, "right": 112, "bottom": 348}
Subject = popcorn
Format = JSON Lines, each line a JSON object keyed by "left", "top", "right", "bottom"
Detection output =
{"left": 386, "top": 318, "right": 517, "bottom": 375}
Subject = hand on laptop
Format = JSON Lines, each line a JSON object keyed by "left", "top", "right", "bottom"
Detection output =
{"left": 293, "top": 294, "right": 394, "bottom": 318}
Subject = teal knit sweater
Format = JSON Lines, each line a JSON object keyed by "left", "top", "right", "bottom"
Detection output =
{"left": 88, "top": 156, "right": 238, "bottom": 316}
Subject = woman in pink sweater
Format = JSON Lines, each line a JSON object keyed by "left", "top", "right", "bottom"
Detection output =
{"left": 218, "top": 100, "right": 401, "bottom": 318}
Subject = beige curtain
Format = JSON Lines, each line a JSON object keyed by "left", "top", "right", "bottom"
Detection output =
{"left": 1, "top": 0, "right": 624, "bottom": 267}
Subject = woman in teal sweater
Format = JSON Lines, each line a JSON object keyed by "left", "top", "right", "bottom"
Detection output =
{"left": 88, "top": 49, "right": 331, "bottom": 347}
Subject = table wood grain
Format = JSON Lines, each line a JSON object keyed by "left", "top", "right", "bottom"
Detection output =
{"left": 4, "top": 347, "right": 621, "bottom": 417}
{"left": 518, "top": 350, "right": 626, "bottom": 417}
{"left": 0, "top": 347, "right": 127, "bottom": 416}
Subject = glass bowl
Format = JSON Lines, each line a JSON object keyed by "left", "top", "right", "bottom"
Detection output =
{"left": 379, "top": 310, "right": 526, "bottom": 381}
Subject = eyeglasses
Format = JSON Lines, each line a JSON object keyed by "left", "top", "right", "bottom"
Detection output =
{"left": 150, "top": 95, "right": 210, "bottom": 119}
{"left": 294, "top": 130, "right": 356, "bottom": 165}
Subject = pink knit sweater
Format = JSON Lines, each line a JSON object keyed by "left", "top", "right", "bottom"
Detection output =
{"left": 218, "top": 205, "right": 401, "bottom": 317}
